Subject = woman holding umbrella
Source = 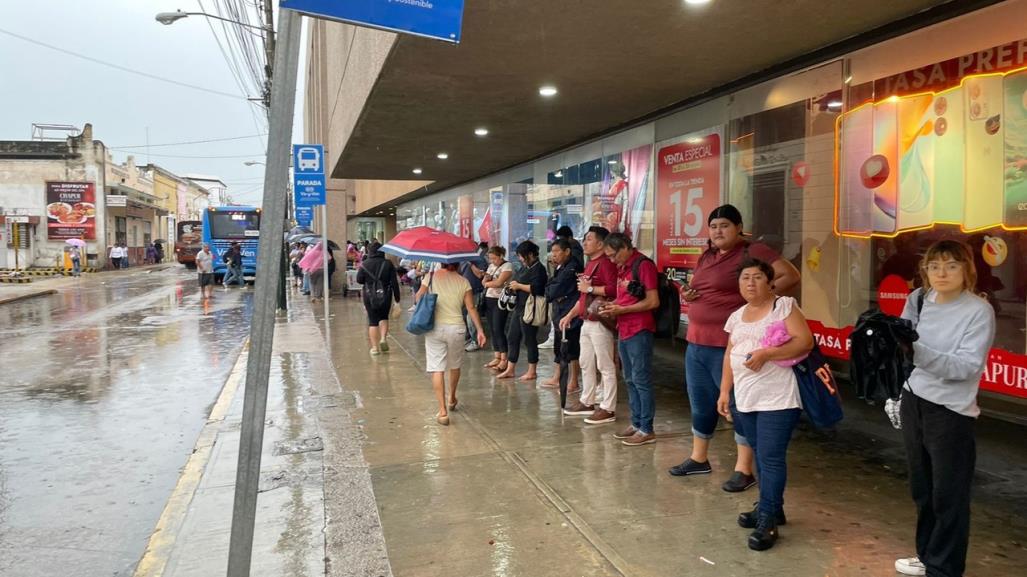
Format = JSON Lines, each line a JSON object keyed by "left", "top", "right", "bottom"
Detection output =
{"left": 386, "top": 227, "right": 487, "bottom": 425}
{"left": 298, "top": 241, "right": 331, "bottom": 303}
{"left": 66, "top": 238, "right": 85, "bottom": 276}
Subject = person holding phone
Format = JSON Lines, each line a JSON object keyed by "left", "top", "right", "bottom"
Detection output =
{"left": 670, "top": 204, "right": 800, "bottom": 493}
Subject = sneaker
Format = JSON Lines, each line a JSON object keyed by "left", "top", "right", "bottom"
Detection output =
{"left": 584, "top": 408, "right": 616, "bottom": 424}
{"left": 370, "top": 347, "right": 380, "bottom": 356}
{"left": 722, "top": 471, "right": 757, "bottom": 492}
{"left": 894, "top": 557, "right": 926, "bottom": 576}
{"left": 465, "top": 342, "right": 480, "bottom": 352}
{"left": 379, "top": 339, "right": 390, "bottom": 353}
{"left": 738, "top": 503, "right": 787, "bottom": 529}
{"left": 621, "top": 431, "right": 656, "bottom": 446}
{"left": 748, "top": 513, "right": 778, "bottom": 551}
{"left": 562, "top": 401, "right": 595, "bottom": 416}
{"left": 612, "top": 425, "right": 637, "bottom": 439}
{"left": 668, "top": 458, "right": 712, "bottom": 477}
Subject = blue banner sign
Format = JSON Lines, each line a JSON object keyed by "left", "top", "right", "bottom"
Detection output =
{"left": 294, "top": 204, "right": 313, "bottom": 227}
{"left": 292, "top": 143, "right": 326, "bottom": 206}
{"left": 280, "top": 0, "right": 464, "bottom": 44}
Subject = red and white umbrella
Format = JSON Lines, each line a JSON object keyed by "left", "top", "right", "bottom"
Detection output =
{"left": 381, "top": 226, "right": 480, "bottom": 263}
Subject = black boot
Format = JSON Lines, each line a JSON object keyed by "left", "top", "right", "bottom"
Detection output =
{"left": 738, "top": 502, "right": 787, "bottom": 529}
{"left": 748, "top": 512, "right": 778, "bottom": 551}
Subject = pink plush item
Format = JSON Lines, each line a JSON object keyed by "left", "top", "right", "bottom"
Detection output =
{"left": 760, "top": 320, "right": 808, "bottom": 367}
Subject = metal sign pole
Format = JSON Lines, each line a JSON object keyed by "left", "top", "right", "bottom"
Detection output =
{"left": 226, "top": 7, "right": 302, "bottom": 577}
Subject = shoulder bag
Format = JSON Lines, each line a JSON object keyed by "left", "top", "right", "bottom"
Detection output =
{"left": 405, "top": 272, "right": 437, "bottom": 335}
{"left": 520, "top": 263, "right": 549, "bottom": 327}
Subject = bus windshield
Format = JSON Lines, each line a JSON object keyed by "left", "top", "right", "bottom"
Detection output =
{"left": 207, "top": 211, "right": 260, "bottom": 240}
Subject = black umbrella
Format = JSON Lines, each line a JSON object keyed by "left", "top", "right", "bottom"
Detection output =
{"left": 286, "top": 227, "right": 316, "bottom": 242}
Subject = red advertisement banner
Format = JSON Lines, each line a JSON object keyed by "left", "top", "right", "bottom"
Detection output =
{"left": 656, "top": 134, "right": 721, "bottom": 271}
{"left": 807, "top": 319, "right": 1027, "bottom": 399}
{"left": 873, "top": 38, "right": 1027, "bottom": 98}
{"left": 46, "top": 182, "right": 96, "bottom": 240}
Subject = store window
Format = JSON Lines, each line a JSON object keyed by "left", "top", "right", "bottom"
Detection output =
{"left": 835, "top": 8, "right": 1027, "bottom": 406}
{"left": 115, "top": 217, "right": 127, "bottom": 245}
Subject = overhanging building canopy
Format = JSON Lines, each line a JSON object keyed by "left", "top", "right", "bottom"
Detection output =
{"left": 311, "top": 0, "right": 996, "bottom": 214}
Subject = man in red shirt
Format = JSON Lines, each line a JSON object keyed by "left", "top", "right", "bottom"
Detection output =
{"left": 559, "top": 226, "right": 619, "bottom": 424}
{"left": 599, "top": 233, "right": 660, "bottom": 446}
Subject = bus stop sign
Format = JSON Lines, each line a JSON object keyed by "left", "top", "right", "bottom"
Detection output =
{"left": 294, "top": 205, "right": 313, "bottom": 228}
{"left": 280, "top": 0, "right": 464, "bottom": 43}
{"left": 292, "top": 144, "right": 325, "bottom": 206}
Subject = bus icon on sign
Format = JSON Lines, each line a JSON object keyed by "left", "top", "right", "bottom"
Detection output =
{"left": 296, "top": 147, "right": 321, "bottom": 171}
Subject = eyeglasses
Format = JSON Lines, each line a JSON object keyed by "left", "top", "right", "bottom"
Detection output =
{"left": 923, "top": 262, "right": 963, "bottom": 274}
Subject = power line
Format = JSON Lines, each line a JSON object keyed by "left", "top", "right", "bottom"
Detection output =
{"left": 129, "top": 151, "right": 265, "bottom": 159}
{"left": 0, "top": 26, "right": 248, "bottom": 101}
{"left": 110, "top": 133, "right": 268, "bottom": 149}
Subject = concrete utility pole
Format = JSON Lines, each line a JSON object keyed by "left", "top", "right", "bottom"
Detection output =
{"left": 262, "top": 0, "right": 275, "bottom": 111}
{"left": 225, "top": 7, "right": 302, "bottom": 577}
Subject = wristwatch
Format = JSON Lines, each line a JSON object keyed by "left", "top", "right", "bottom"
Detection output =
{"left": 587, "top": 286, "right": 594, "bottom": 294}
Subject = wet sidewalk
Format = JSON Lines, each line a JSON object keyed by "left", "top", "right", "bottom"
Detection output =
{"left": 133, "top": 299, "right": 391, "bottom": 577}
{"left": 321, "top": 293, "right": 1027, "bottom": 577}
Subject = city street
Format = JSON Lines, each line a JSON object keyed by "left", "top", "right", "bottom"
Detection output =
{"left": 0, "top": 268, "right": 253, "bottom": 576}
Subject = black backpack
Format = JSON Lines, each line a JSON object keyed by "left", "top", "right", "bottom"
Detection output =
{"left": 631, "top": 256, "right": 681, "bottom": 338}
{"left": 362, "top": 262, "right": 389, "bottom": 309}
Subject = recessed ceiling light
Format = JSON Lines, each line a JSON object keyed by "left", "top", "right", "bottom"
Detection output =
{"left": 437, "top": 152, "right": 449, "bottom": 160}
{"left": 607, "top": 160, "right": 617, "bottom": 165}
{"left": 539, "top": 85, "right": 558, "bottom": 97}
{"left": 412, "top": 168, "right": 423, "bottom": 175}
{"left": 684, "top": 0, "right": 711, "bottom": 5}
{"left": 827, "top": 100, "right": 843, "bottom": 109}
{"left": 474, "top": 127, "right": 489, "bottom": 136}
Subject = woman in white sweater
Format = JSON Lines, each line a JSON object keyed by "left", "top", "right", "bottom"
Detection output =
{"left": 894, "top": 240, "right": 995, "bottom": 577}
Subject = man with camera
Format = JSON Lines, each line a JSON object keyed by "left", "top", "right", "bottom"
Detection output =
{"left": 598, "top": 232, "right": 660, "bottom": 446}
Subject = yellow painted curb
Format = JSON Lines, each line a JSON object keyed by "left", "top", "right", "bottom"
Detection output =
{"left": 132, "top": 342, "right": 250, "bottom": 577}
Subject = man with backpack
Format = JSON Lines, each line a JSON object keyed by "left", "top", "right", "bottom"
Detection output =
{"left": 356, "top": 242, "right": 401, "bottom": 355}
{"left": 598, "top": 232, "right": 660, "bottom": 446}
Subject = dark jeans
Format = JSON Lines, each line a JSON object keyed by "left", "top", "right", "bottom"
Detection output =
{"left": 685, "top": 343, "right": 749, "bottom": 446}
{"left": 486, "top": 297, "right": 509, "bottom": 353}
{"left": 735, "top": 408, "right": 801, "bottom": 518}
{"left": 552, "top": 320, "right": 581, "bottom": 363}
{"left": 224, "top": 264, "right": 244, "bottom": 286}
{"left": 901, "top": 390, "right": 975, "bottom": 577}
{"left": 619, "top": 330, "right": 655, "bottom": 434}
{"left": 507, "top": 315, "right": 539, "bottom": 364}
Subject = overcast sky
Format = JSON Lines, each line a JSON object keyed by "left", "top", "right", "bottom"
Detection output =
{"left": 0, "top": 0, "right": 306, "bottom": 205}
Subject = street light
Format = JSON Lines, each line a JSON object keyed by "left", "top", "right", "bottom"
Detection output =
{"left": 155, "top": 9, "right": 270, "bottom": 32}
{"left": 157, "top": 9, "right": 274, "bottom": 109}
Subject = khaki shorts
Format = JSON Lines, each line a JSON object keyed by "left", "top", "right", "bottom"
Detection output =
{"left": 425, "top": 323, "right": 466, "bottom": 372}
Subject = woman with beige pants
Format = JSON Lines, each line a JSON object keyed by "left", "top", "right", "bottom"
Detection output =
{"left": 415, "top": 263, "right": 487, "bottom": 425}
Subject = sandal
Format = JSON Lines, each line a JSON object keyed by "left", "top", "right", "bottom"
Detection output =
{"left": 436, "top": 412, "right": 450, "bottom": 426}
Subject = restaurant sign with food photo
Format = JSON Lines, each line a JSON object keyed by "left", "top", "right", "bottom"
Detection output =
{"left": 46, "top": 181, "right": 96, "bottom": 240}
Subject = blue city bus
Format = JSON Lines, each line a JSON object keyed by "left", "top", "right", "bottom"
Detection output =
{"left": 202, "top": 206, "right": 261, "bottom": 280}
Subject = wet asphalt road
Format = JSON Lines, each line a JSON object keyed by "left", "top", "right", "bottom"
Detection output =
{"left": 0, "top": 267, "right": 253, "bottom": 576}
